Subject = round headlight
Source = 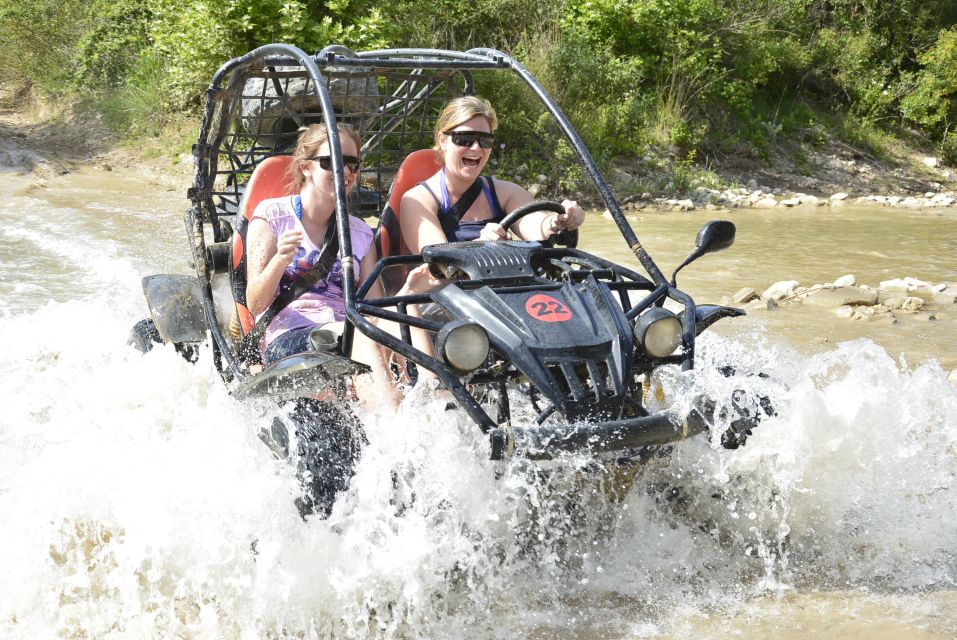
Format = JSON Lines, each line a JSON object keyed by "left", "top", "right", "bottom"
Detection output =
{"left": 634, "top": 307, "right": 683, "bottom": 358}
{"left": 436, "top": 320, "right": 490, "bottom": 372}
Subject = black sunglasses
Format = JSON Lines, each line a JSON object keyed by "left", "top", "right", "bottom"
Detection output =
{"left": 309, "top": 155, "right": 361, "bottom": 172}
{"left": 444, "top": 130, "right": 495, "bottom": 149}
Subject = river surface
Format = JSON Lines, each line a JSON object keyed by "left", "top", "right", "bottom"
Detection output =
{"left": 1, "top": 160, "right": 956, "bottom": 639}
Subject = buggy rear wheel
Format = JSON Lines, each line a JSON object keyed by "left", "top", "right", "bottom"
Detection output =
{"left": 127, "top": 317, "right": 200, "bottom": 362}
{"left": 128, "top": 318, "right": 163, "bottom": 353}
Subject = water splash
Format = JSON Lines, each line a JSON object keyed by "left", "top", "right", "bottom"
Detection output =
{"left": 2, "top": 168, "right": 956, "bottom": 636}
{"left": 2, "top": 300, "right": 956, "bottom": 638}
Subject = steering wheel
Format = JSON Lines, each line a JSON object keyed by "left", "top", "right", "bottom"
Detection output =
{"left": 498, "top": 200, "right": 579, "bottom": 248}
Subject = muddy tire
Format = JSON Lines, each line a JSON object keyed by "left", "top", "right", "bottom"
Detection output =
{"left": 289, "top": 398, "right": 366, "bottom": 519}
{"left": 127, "top": 317, "right": 200, "bottom": 362}
{"left": 128, "top": 318, "right": 163, "bottom": 353}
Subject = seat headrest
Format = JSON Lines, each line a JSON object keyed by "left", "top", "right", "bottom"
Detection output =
{"left": 239, "top": 155, "right": 294, "bottom": 220}
{"left": 389, "top": 149, "right": 439, "bottom": 212}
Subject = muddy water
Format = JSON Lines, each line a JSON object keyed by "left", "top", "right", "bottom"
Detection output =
{"left": 586, "top": 206, "right": 957, "bottom": 370}
{"left": 1, "top": 163, "right": 955, "bottom": 639}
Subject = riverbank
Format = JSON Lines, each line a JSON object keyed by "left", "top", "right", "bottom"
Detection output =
{"left": 5, "top": 85, "right": 957, "bottom": 210}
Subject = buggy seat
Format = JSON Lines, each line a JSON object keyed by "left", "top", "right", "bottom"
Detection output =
{"left": 373, "top": 149, "right": 439, "bottom": 258}
{"left": 229, "top": 155, "right": 293, "bottom": 342}
{"left": 373, "top": 149, "right": 438, "bottom": 294}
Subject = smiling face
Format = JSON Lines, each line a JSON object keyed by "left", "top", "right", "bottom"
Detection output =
{"left": 439, "top": 115, "right": 493, "bottom": 181}
{"left": 300, "top": 135, "right": 360, "bottom": 200}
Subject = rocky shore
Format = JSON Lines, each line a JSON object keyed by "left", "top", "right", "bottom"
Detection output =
{"left": 729, "top": 274, "right": 957, "bottom": 384}
{"left": 620, "top": 184, "right": 957, "bottom": 212}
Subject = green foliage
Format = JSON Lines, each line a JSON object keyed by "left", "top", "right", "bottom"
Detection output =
{"left": 901, "top": 27, "right": 957, "bottom": 135}
{"left": 148, "top": 0, "right": 389, "bottom": 106}
{"left": 941, "top": 132, "right": 957, "bottom": 167}
{"left": 5, "top": 0, "right": 957, "bottom": 176}
{"left": 73, "top": 0, "right": 153, "bottom": 88}
{"left": 555, "top": 0, "right": 811, "bottom": 158}
{"left": 804, "top": 0, "right": 957, "bottom": 123}
{"left": 386, "top": 0, "right": 563, "bottom": 53}
{"left": 99, "top": 51, "right": 171, "bottom": 134}
{"left": 0, "top": 0, "right": 93, "bottom": 92}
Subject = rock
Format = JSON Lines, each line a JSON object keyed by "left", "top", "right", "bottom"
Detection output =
{"left": 780, "top": 198, "right": 800, "bottom": 207}
{"left": 909, "top": 288, "right": 943, "bottom": 303}
{"left": 923, "top": 157, "right": 939, "bottom": 168}
{"left": 732, "top": 287, "right": 758, "bottom": 304}
{"left": 762, "top": 280, "right": 800, "bottom": 301}
{"left": 804, "top": 286, "right": 878, "bottom": 307}
{"left": 949, "top": 369, "right": 957, "bottom": 386}
{"left": 932, "top": 292, "right": 957, "bottom": 305}
{"left": 833, "top": 274, "right": 856, "bottom": 287}
{"left": 754, "top": 197, "right": 777, "bottom": 208}
{"left": 832, "top": 305, "right": 855, "bottom": 319}
{"left": 746, "top": 178, "right": 758, "bottom": 189}
{"left": 878, "top": 292, "right": 905, "bottom": 308}
{"left": 536, "top": 174, "right": 548, "bottom": 184}
{"left": 879, "top": 278, "right": 912, "bottom": 292}
{"left": 898, "top": 297, "right": 925, "bottom": 313}
{"left": 609, "top": 168, "right": 636, "bottom": 188}
{"left": 830, "top": 192, "right": 849, "bottom": 201}
{"left": 528, "top": 183, "right": 542, "bottom": 198}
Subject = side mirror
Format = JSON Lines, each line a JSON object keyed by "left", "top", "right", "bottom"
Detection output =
{"left": 671, "top": 220, "right": 736, "bottom": 285}
{"left": 695, "top": 219, "right": 735, "bottom": 255}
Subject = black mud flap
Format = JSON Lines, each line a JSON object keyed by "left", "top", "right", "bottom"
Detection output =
{"left": 142, "top": 274, "right": 207, "bottom": 344}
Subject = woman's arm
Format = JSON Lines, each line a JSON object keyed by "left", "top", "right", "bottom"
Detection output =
{"left": 399, "top": 187, "right": 449, "bottom": 254}
{"left": 492, "top": 180, "right": 585, "bottom": 241}
{"left": 245, "top": 218, "right": 301, "bottom": 316}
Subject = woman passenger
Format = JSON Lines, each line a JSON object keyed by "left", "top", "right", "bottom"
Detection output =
{"left": 399, "top": 96, "right": 586, "bottom": 253}
{"left": 245, "top": 123, "right": 399, "bottom": 406}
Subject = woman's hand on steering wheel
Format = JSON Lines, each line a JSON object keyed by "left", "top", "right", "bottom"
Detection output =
{"left": 497, "top": 200, "right": 580, "bottom": 248}
{"left": 552, "top": 199, "right": 585, "bottom": 233}
{"left": 478, "top": 222, "right": 511, "bottom": 241}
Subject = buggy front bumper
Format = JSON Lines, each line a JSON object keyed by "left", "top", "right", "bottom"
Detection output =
{"left": 488, "top": 405, "right": 716, "bottom": 460}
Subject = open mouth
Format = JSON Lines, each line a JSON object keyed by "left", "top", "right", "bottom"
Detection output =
{"left": 463, "top": 156, "right": 482, "bottom": 168}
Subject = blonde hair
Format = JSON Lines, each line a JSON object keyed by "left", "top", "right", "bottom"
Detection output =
{"left": 286, "top": 122, "right": 362, "bottom": 192}
{"left": 433, "top": 96, "right": 498, "bottom": 162}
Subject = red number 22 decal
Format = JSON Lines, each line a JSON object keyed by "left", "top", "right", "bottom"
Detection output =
{"left": 524, "top": 294, "right": 572, "bottom": 322}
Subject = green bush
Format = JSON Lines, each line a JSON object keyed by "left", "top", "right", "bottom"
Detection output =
{"left": 73, "top": 0, "right": 152, "bottom": 88}
{"left": 147, "top": 0, "right": 389, "bottom": 106}
{"left": 941, "top": 132, "right": 957, "bottom": 167}
{"left": 99, "top": 51, "right": 171, "bottom": 134}
{"left": 901, "top": 27, "right": 957, "bottom": 134}
{"left": 0, "top": 0, "right": 93, "bottom": 93}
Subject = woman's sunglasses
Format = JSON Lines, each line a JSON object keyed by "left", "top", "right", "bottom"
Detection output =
{"left": 444, "top": 130, "right": 495, "bottom": 149}
{"left": 309, "top": 155, "right": 361, "bottom": 172}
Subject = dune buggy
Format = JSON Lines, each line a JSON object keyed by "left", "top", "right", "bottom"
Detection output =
{"left": 132, "top": 43, "right": 768, "bottom": 513}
